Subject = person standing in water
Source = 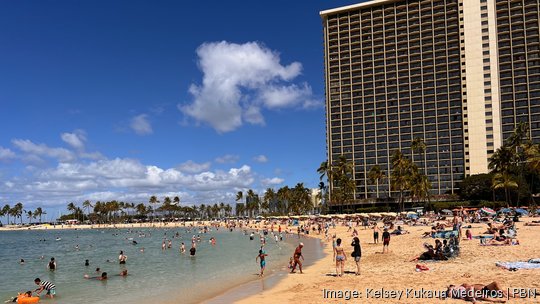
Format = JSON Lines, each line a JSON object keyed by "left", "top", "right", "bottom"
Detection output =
{"left": 47, "top": 257, "right": 56, "bottom": 271}
{"left": 256, "top": 247, "right": 268, "bottom": 277}
{"left": 118, "top": 251, "right": 127, "bottom": 264}
{"left": 180, "top": 242, "right": 186, "bottom": 253}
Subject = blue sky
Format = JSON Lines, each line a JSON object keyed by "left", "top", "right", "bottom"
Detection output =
{"left": 0, "top": 0, "right": 358, "bottom": 219}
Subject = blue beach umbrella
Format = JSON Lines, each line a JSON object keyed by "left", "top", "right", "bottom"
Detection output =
{"left": 514, "top": 208, "right": 528, "bottom": 215}
{"left": 407, "top": 213, "right": 419, "bottom": 219}
{"left": 499, "top": 208, "right": 512, "bottom": 214}
{"left": 441, "top": 209, "right": 453, "bottom": 215}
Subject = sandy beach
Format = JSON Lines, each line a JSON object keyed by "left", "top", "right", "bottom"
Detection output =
{"left": 2, "top": 218, "right": 539, "bottom": 304}
{"left": 234, "top": 217, "right": 540, "bottom": 304}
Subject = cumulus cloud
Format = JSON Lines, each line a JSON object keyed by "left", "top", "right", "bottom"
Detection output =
{"left": 178, "top": 160, "right": 211, "bottom": 173}
{"left": 261, "top": 177, "right": 284, "bottom": 186}
{"left": 0, "top": 146, "right": 16, "bottom": 160}
{"left": 215, "top": 154, "right": 240, "bottom": 164}
{"left": 253, "top": 155, "right": 268, "bottom": 163}
{"left": 12, "top": 139, "right": 75, "bottom": 162}
{"left": 179, "top": 41, "right": 321, "bottom": 133}
{"left": 130, "top": 114, "right": 153, "bottom": 135}
{"left": 61, "top": 130, "right": 86, "bottom": 150}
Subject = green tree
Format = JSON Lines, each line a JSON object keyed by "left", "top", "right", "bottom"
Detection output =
{"left": 332, "top": 155, "right": 355, "bottom": 212}
{"left": 459, "top": 173, "right": 495, "bottom": 201}
{"left": 262, "top": 188, "right": 275, "bottom": 214}
{"left": 235, "top": 203, "right": 245, "bottom": 217}
{"left": 0, "top": 204, "right": 8, "bottom": 225}
{"left": 11, "top": 203, "right": 24, "bottom": 224}
{"left": 82, "top": 200, "right": 93, "bottom": 218}
{"left": 26, "top": 209, "right": 34, "bottom": 224}
{"left": 390, "top": 150, "right": 414, "bottom": 212}
{"left": 368, "top": 164, "right": 386, "bottom": 198}
{"left": 492, "top": 172, "right": 518, "bottom": 207}
{"left": 411, "top": 137, "right": 427, "bottom": 175}
{"left": 34, "top": 207, "right": 45, "bottom": 223}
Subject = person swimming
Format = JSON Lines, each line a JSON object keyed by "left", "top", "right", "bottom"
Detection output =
{"left": 85, "top": 259, "right": 89, "bottom": 266}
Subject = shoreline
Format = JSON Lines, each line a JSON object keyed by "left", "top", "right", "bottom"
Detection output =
{"left": 203, "top": 233, "right": 326, "bottom": 304}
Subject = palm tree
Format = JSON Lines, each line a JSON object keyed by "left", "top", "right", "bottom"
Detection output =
{"left": 33, "top": 207, "right": 45, "bottom": 223}
{"left": 277, "top": 186, "right": 291, "bottom": 215}
{"left": 488, "top": 146, "right": 515, "bottom": 174}
{"left": 390, "top": 150, "right": 414, "bottom": 212}
{"left": 246, "top": 189, "right": 257, "bottom": 217}
{"left": 525, "top": 144, "right": 540, "bottom": 174}
{"left": 411, "top": 137, "right": 427, "bottom": 174}
{"left": 26, "top": 210, "right": 34, "bottom": 224}
{"left": 2, "top": 205, "right": 11, "bottom": 224}
{"left": 224, "top": 204, "right": 232, "bottom": 217}
{"left": 67, "top": 202, "right": 77, "bottom": 218}
{"left": 409, "top": 168, "right": 432, "bottom": 208}
{"left": 173, "top": 196, "right": 180, "bottom": 206}
{"left": 368, "top": 164, "right": 386, "bottom": 198}
{"left": 235, "top": 203, "right": 245, "bottom": 217}
{"left": 11, "top": 203, "right": 24, "bottom": 224}
{"left": 82, "top": 200, "right": 93, "bottom": 219}
{"left": 492, "top": 172, "right": 518, "bottom": 207}
{"left": 333, "top": 155, "right": 355, "bottom": 212}
{"left": 262, "top": 188, "right": 275, "bottom": 214}
{"left": 135, "top": 203, "right": 147, "bottom": 218}
{"left": 0, "top": 204, "right": 8, "bottom": 225}
{"left": 149, "top": 196, "right": 159, "bottom": 220}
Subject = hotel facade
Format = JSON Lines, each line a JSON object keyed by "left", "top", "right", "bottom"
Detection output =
{"left": 320, "top": 0, "right": 540, "bottom": 207}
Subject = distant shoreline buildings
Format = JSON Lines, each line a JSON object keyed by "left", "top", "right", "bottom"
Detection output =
{"left": 320, "top": 0, "right": 539, "bottom": 209}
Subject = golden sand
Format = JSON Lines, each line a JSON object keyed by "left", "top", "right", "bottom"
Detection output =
{"left": 237, "top": 218, "right": 540, "bottom": 304}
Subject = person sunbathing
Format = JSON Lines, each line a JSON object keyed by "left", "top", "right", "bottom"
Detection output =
{"left": 447, "top": 281, "right": 508, "bottom": 303}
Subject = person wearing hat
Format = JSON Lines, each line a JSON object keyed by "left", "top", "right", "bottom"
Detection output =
{"left": 290, "top": 242, "right": 304, "bottom": 273}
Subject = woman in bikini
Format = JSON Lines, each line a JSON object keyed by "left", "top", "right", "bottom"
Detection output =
{"left": 334, "top": 238, "right": 346, "bottom": 277}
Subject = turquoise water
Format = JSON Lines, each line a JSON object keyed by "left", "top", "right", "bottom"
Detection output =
{"left": 0, "top": 227, "right": 298, "bottom": 303}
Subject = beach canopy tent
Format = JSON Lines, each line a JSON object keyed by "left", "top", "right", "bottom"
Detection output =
{"left": 441, "top": 209, "right": 453, "bottom": 215}
{"left": 480, "top": 207, "right": 496, "bottom": 215}
{"left": 515, "top": 208, "right": 529, "bottom": 215}
{"left": 498, "top": 208, "right": 513, "bottom": 214}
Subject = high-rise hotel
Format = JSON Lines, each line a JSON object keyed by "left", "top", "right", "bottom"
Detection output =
{"left": 320, "top": 0, "right": 540, "bottom": 207}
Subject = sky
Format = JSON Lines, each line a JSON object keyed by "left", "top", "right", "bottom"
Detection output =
{"left": 0, "top": 0, "right": 359, "bottom": 219}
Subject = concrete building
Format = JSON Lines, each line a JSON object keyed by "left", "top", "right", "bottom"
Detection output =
{"left": 320, "top": 0, "right": 539, "bottom": 208}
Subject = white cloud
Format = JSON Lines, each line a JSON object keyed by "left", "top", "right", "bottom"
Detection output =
{"left": 61, "top": 130, "right": 86, "bottom": 150}
{"left": 130, "top": 114, "right": 153, "bottom": 135}
{"left": 261, "top": 177, "right": 284, "bottom": 186}
{"left": 215, "top": 154, "right": 240, "bottom": 164}
{"left": 179, "top": 41, "right": 321, "bottom": 133}
{"left": 12, "top": 139, "right": 75, "bottom": 162}
{"left": 0, "top": 146, "right": 16, "bottom": 160}
{"left": 178, "top": 160, "right": 211, "bottom": 173}
{"left": 253, "top": 155, "right": 268, "bottom": 163}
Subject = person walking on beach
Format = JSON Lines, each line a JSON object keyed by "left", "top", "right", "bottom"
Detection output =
{"left": 334, "top": 238, "right": 346, "bottom": 277}
{"left": 351, "top": 237, "right": 361, "bottom": 275}
{"left": 382, "top": 228, "right": 391, "bottom": 253}
{"left": 256, "top": 248, "right": 268, "bottom": 277}
{"left": 290, "top": 242, "right": 304, "bottom": 274}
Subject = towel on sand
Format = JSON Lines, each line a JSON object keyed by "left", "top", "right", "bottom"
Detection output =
{"left": 496, "top": 261, "right": 540, "bottom": 269}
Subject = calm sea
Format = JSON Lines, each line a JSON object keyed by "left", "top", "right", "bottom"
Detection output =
{"left": 0, "top": 227, "right": 308, "bottom": 303}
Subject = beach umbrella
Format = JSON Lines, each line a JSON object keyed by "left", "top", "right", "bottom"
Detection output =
{"left": 536, "top": 209, "right": 540, "bottom": 214}
{"left": 515, "top": 208, "right": 528, "bottom": 215}
{"left": 480, "top": 207, "right": 496, "bottom": 215}
{"left": 441, "top": 209, "right": 453, "bottom": 215}
{"left": 498, "top": 208, "right": 512, "bottom": 214}
{"left": 407, "top": 213, "right": 419, "bottom": 219}
{"left": 369, "top": 213, "right": 381, "bottom": 217}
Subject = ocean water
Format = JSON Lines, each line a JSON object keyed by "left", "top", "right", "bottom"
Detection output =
{"left": 0, "top": 227, "right": 302, "bottom": 303}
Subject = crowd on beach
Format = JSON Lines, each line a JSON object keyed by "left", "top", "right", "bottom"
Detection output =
{"left": 6, "top": 206, "right": 540, "bottom": 303}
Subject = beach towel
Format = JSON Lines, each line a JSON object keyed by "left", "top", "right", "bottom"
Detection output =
{"left": 496, "top": 261, "right": 540, "bottom": 270}
{"left": 432, "top": 230, "right": 458, "bottom": 239}
{"left": 528, "top": 258, "right": 540, "bottom": 263}
{"left": 473, "top": 235, "right": 494, "bottom": 239}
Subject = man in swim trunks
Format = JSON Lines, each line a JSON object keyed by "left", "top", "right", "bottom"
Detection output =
{"left": 382, "top": 228, "right": 390, "bottom": 253}
{"left": 290, "top": 243, "right": 304, "bottom": 274}
{"left": 256, "top": 248, "right": 268, "bottom": 277}
{"left": 34, "top": 278, "right": 56, "bottom": 298}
